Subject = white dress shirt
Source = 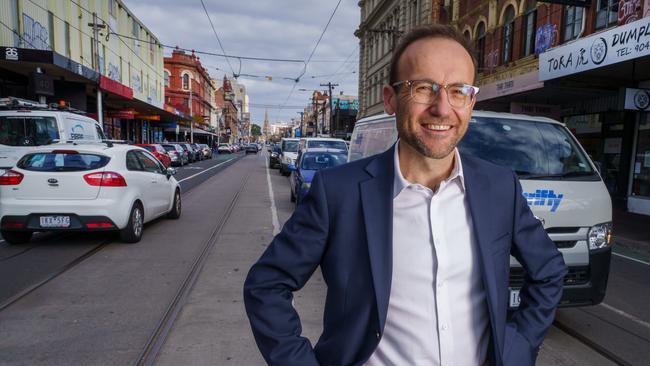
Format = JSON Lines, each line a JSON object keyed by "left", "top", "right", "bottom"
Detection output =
{"left": 365, "top": 142, "right": 490, "bottom": 366}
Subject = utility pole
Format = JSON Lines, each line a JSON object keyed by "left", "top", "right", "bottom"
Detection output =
{"left": 320, "top": 82, "right": 338, "bottom": 136}
{"left": 189, "top": 84, "right": 193, "bottom": 143}
{"left": 89, "top": 13, "right": 106, "bottom": 126}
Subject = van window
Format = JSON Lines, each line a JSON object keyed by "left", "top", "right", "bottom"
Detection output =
{"left": 459, "top": 117, "right": 597, "bottom": 180}
{"left": 307, "top": 140, "right": 348, "bottom": 151}
{"left": 0, "top": 116, "right": 59, "bottom": 146}
{"left": 17, "top": 152, "right": 109, "bottom": 171}
{"left": 95, "top": 124, "right": 106, "bottom": 140}
{"left": 282, "top": 140, "right": 299, "bottom": 152}
{"left": 348, "top": 119, "right": 398, "bottom": 162}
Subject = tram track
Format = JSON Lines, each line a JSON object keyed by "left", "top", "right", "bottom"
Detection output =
{"left": 134, "top": 158, "right": 253, "bottom": 366}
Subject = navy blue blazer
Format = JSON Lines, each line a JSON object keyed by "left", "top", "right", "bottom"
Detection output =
{"left": 244, "top": 145, "right": 567, "bottom": 366}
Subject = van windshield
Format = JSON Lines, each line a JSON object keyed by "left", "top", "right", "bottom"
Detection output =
{"left": 282, "top": 141, "right": 299, "bottom": 152}
{"left": 459, "top": 117, "right": 598, "bottom": 180}
{"left": 307, "top": 140, "right": 347, "bottom": 151}
{"left": 0, "top": 116, "right": 59, "bottom": 146}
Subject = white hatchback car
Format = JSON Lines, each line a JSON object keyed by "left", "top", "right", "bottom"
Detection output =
{"left": 0, "top": 143, "right": 181, "bottom": 244}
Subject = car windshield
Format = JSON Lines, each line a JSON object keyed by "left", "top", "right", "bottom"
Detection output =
{"left": 17, "top": 152, "right": 110, "bottom": 171}
{"left": 307, "top": 140, "right": 347, "bottom": 151}
{"left": 300, "top": 152, "right": 347, "bottom": 170}
{"left": 0, "top": 116, "right": 60, "bottom": 146}
{"left": 458, "top": 116, "right": 597, "bottom": 180}
{"left": 162, "top": 144, "right": 177, "bottom": 151}
{"left": 282, "top": 140, "right": 299, "bottom": 152}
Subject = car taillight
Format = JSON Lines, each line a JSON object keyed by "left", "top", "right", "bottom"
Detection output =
{"left": 0, "top": 169, "right": 24, "bottom": 185}
{"left": 86, "top": 222, "right": 114, "bottom": 228}
{"left": 83, "top": 171, "right": 127, "bottom": 187}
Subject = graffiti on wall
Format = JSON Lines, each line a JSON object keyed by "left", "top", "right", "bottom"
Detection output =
{"left": 108, "top": 62, "right": 120, "bottom": 82}
{"left": 22, "top": 14, "right": 49, "bottom": 50}
{"left": 618, "top": 0, "right": 643, "bottom": 25}
{"left": 535, "top": 23, "right": 559, "bottom": 54}
{"left": 485, "top": 49, "right": 499, "bottom": 69}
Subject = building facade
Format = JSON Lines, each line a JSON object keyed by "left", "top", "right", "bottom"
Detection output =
{"left": 164, "top": 48, "right": 215, "bottom": 142}
{"left": 0, "top": 0, "right": 185, "bottom": 143}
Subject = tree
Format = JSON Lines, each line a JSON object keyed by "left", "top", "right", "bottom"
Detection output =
{"left": 251, "top": 123, "right": 262, "bottom": 137}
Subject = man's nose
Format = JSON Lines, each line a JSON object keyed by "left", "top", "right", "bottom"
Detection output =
{"left": 427, "top": 90, "right": 452, "bottom": 117}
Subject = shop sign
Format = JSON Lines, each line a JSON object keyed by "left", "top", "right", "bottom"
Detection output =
{"left": 100, "top": 76, "right": 133, "bottom": 100}
{"left": 624, "top": 88, "right": 650, "bottom": 110}
{"left": 618, "top": 0, "right": 643, "bottom": 26}
{"left": 135, "top": 114, "right": 161, "bottom": 121}
{"left": 157, "top": 122, "right": 177, "bottom": 129}
{"left": 604, "top": 138, "right": 623, "bottom": 154}
{"left": 0, "top": 47, "right": 52, "bottom": 62}
{"left": 510, "top": 103, "right": 561, "bottom": 120}
{"left": 539, "top": 17, "right": 650, "bottom": 81}
{"left": 477, "top": 71, "right": 544, "bottom": 101}
{"left": 107, "top": 109, "right": 135, "bottom": 119}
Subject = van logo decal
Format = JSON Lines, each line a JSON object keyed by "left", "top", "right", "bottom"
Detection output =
{"left": 70, "top": 124, "right": 85, "bottom": 140}
{"left": 523, "top": 189, "right": 563, "bottom": 212}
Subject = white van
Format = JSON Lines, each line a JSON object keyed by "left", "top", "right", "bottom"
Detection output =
{"left": 298, "top": 137, "right": 348, "bottom": 152}
{"left": 0, "top": 97, "right": 106, "bottom": 174}
{"left": 349, "top": 111, "right": 612, "bottom": 308}
{"left": 279, "top": 138, "right": 300, "bottom": 176}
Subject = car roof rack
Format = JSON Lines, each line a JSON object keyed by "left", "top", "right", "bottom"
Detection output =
{"left": 0, "top": 96, "right": 87, "bottom": 115}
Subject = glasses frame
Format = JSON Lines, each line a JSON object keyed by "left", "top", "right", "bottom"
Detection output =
{"left": 392, "top": 80, "right": 480, "bottom": 108}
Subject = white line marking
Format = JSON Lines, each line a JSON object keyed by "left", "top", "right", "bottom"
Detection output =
{"left": 178, "top": 159, "right": 231, "bottom": 183}
{"left": 600, "top": 303, "right": 650, "bottom": 330}
{"left": 612, "top": 252, "right": 650, "bottom": 266}
{"left": 266, "top": 155, "right": 280, "bottom": 236}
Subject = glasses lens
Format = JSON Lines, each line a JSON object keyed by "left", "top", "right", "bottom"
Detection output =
{"left": 448, "top": 85, "right": 472, "bottom": 107}
{"left": 410, "top": 81, "right": 436, "bottom": 104}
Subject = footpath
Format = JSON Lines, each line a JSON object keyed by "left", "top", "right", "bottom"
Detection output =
{"left": 613, "top": 207, "right": 650, "bottom": 256}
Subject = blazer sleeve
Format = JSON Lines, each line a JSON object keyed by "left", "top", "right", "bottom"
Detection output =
{"left": 243, "top": 171, "right": 329, "bottom": 366}
{"left": 506, "top": 171, "right": 568, "bottom": 365}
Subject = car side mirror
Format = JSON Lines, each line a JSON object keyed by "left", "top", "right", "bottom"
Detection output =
{"left": 166, "top": 167, "right": 177, "bottom": 178}
{"left": 288, "top": 164, "right": 297, "bottom": 172}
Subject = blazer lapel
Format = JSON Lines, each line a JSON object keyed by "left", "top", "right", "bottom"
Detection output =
{"left": 461, "top": 153, "right": 502, "bottom": 352}
{"left": 360, "top": 146, "right": 395, "bottom": 331}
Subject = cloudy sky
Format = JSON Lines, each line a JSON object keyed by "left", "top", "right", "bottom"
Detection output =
{"left": 128, "top": 0, "right": 360, "bottom": 126}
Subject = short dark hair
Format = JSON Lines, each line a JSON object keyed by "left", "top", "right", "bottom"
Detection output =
{"left": 388, "top": 24, "right": 477, "bottom": 86}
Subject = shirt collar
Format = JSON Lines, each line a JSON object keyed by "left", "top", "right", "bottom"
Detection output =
{"left": 393, "top": 140, "right": 466, "bottom": 198}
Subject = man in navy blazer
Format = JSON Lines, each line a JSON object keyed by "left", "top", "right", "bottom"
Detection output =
{"left": 244, "top": 25, "right": 567, "bottom": 366}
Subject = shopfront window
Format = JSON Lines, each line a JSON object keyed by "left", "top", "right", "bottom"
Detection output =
{"left": 632, "top": 114, "right": 650, "bottom": 198}
{"left": 502, "top": 6, "right": 516, "bottom": 64}
{"left": 523, "top": 0, "right": 537, "bottom": 57}
{"left": 563, "top": 6, "right": 584, "bottom": 42}
{"left": 595, "top": 0, "right": 618, "bottom": 30}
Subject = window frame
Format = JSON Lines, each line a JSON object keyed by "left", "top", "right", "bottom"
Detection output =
{"left": 563, "top": 6, "right": 584, "bottom": 42}
{"left": 502, "top": 6, "right": 516, "bottom": 64}
{"left": 595, "top": 0, "right": 618, "bottom": 30}
{"left": 522, "top": 2, "right": 537, "bottom": 57}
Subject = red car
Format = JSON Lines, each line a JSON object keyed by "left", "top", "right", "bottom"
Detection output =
{"left": 135, "top": 144, "right": 172, "bottom": 168}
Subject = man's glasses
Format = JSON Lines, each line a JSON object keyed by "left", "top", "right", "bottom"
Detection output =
{"left": 392, "top": 80, "right": 480, "bottom": 108}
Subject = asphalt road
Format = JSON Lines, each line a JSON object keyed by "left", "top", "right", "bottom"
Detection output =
{"left": 0, "top": 149, "right": 648, "bottom": 365}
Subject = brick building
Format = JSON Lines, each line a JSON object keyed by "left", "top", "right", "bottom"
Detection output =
{"left": 214, "top": 76, "right": 238, "bottom": 144}
{"left": 164, "top": 49, "right": 215, "bottom": 137}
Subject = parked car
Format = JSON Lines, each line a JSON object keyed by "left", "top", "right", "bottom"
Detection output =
{"left": 279, "top": 138, "right": 299, "bottom": 176}
{"left": 0, "top": 96, "right": 106, "bottom": 176}
{"left": 135, "top": 144, "right": 172, "bottom": 168}
{"left": 218, "top": 143, "right": 232, "bottom": 154}
{"left": 245, "top": 144, "right": 258, "bottom": 154}
{"left": 289, "top": 148, "right": 348, "bottom": 203}
{"left": 0, "top": 143, "right": 181, "bottom": 244}
{"left": 198, "top": 143, "right": 212, "bottom": 159}
{"left": 175, "top": 143, "right": 195, "bottom": 163}
{"left": 190, "top": 143, "right": 204, "bottom": 161}
{"left": 268, "top": 145, "right": 281, "bottom": 168}
{"left": 161, "top": 143, "right": 188, "bottom": 166}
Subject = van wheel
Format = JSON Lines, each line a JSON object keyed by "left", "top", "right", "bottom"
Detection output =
{"left": 1, "top": 230, "right": 32, "bottom": 244}
{"left": 120, "top": 202, "right": 144, "bottom": 243}
{"left": 167, "top": 189, "right": 182, "bottom": 219}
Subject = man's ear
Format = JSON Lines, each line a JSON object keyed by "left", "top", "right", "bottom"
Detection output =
{"left": 383, "top": 84, "right": 397, "bottom": 115}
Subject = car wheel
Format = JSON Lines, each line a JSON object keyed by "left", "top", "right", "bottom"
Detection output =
{"left": 167, "top": 189, "right": 182, "bottom": 219}
{"left": 1, "top": 230, "right": 32, "bottom": 244}
{"left": 290, "top": 188, "right": 296, "bottom": 202}
{"left": 120, "top": 202, "right": 144, "bottom": 243}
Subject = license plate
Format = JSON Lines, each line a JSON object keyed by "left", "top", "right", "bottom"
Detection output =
{"left": 509, "top": 288, "right": 521, "bottom": 308}
{"left": 39, "top": 216, "right": 71, "bottom": 228}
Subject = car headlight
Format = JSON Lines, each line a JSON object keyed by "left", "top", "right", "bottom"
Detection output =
{"left": 271, "top": 152, "right": 278, "bottom": 157}
{"left": 588, "top": 222, "right": 613, "bottom": 250}
{"left": 301, "top": 182, "right": 311, "bottom": 189}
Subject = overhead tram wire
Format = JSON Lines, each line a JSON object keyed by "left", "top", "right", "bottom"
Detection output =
{"left": 277, "top": 0, "right": 343, "bottom": 120}
{"left": 199, "top": 0, "right": 236, "bottom": 77}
